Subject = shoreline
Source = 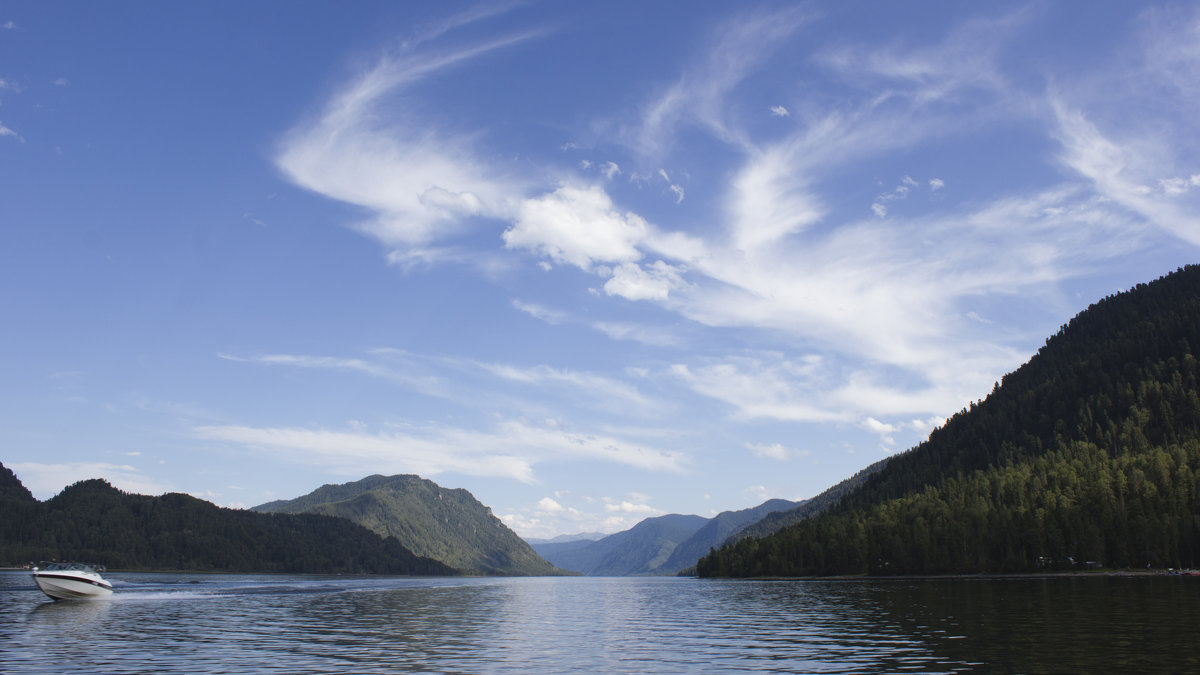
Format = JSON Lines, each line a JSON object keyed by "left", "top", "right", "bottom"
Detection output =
{"left": 705, "top": 568, "right": 1197, "bottom": 581}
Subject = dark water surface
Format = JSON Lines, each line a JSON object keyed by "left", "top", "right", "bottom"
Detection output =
{"left": 1, "top": 572, "right": 1196, "bottom": 673}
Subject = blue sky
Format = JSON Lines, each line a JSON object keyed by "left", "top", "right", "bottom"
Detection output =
{"left": 2, "top": 1, "right": 1198, "bottom": 539}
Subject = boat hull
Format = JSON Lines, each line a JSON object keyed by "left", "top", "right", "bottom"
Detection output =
{"left": 33, "top": 573, "right": 114, "bottom": 600}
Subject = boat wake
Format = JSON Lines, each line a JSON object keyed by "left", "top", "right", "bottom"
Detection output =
{"left": 107, "top": 579, "right": 351, "bottom": 601}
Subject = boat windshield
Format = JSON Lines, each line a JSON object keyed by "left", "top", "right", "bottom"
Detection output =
{"left": 37, "top": 562, "right": 105, "bottom": 573}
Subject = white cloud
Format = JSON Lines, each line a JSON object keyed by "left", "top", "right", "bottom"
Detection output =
{"left": 591, "top": 321, "right": 680, "bottom": 347}
{"left": 512, "top": 300, "right": 568, "bottom": 324}
{"left": 746, "top": 442, "right": 791, "bottom": 460}
{"left": 3, "top": 21, "right": 15, "bottom": 29}
{"left": 504, "top": 490, "right": 669, "bottom": 538}
{"left": 966, "top": 311, "right": 993, "bottom": 325}
{"left": 54, "top": 77, "right": 69, "bottom": 86}
{"left": 629, "top": 7, "right": 814, "bottom": 155}
{"left": 871, "top": 175, "right": 928, "bottom": 216}
{"left": 741, "top": 485, "right": 772, "bottom": 502}
{"left": 221, "top": 351, "right": 446, "bottom": 397}
{"left": 861, "top": 417, "right": 897, "bottom": 435}
{"left": 477, "top": 361, "right": 657, "bottom": 411}
{"left": 603, "top": 499, "right": 660, "bottom": 514}
{"left": 769, "top": 105, "right": 789, "bottom": 117}
{"left": 908, "top": 415, "right": 947, "bottom": 435}
{"left": 504, "top": 184, "right": 650, "bottom": 270}
{"left": 0, "top": 121, "right": 25, "bottom": 143}
{"left": 603, "top": 260, "right": 687, "bottom": 302}
{"left": 226, "top": 346, "right": 672, "bottom": 420}
{"left": 1159, "top": 174, "right": 1200, "bottom": 195}
{"left": 265, "top": 3, "right": 1196, "bottom": 454}
{"left": 1051, "top": 99, "right": 1200, "bottom": 246}
{"left": 669, "top": 356, "right": 847, "bottom": 423}
{"left": 861, "top": 417, "right": 898, "bottom": 447}
{"left": 275, "top": 24, "right": 541, "bottom": 249}
{"left": 195, "top": 423, "right": 537, "bottom": 482}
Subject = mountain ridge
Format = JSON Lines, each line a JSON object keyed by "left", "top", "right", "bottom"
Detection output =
{"left": 252, "top": 473, "right": 563, "bottom": 576}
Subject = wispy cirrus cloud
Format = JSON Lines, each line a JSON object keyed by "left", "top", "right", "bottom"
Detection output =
{"left": 275, "top": 15, "right": 544, "bottom": 250}
{"left": 746, "top": 442, "right": 803, "bottom": 461}
{"left": 475, "top": 361, "right": 659, "bottom": 412}
{"left": 628, "top": 6, "right": 814, "bottom": 155}
{"left": 272, "top": 4, "right": 1198, "bottom": 450}
{"left": 219, "top": 351, "right": 448, "bottom": 397}
{"left": 0, "top": 121, "right": 25, "bottom": 143}
{"left": 194, "top": 418, "right": 686, "bottom": 483}
{"left": 221, "top": 347, "right": 664, "bottom": 418}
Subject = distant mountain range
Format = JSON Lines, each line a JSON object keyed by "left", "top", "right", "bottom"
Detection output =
{"left": 532, "top": 498, "right": 800, "bottom": 575}
{"left": 252, "top": 474, "right": 563, "bottom": 576}
{"left": 524, "top": 532, "right": 605, "bottom": 545}
{"left": 729, "top": 459, "right": 889, "bottom": 543}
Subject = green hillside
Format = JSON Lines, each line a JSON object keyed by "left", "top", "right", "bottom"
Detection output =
{"left": 253, "top": 474, "right": 562, "bottom": 576}
{"left": 699, "top": 266, "right": 1200, "bottom": 577}
{"left": 0, "top": 472, "right": 455, "bottom": 575}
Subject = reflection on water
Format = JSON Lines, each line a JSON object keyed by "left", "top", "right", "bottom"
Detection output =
{"left": 868, "top": 576, "right": 1200, "bottom": 673}
{"left": 1, "top": 572, "right": 1196, "bottom": 673}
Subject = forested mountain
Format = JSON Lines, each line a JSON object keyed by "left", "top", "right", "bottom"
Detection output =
{"left": 525, "top": 532, "right": 605, "bottom": 545}
{"left": 0, "top": 470, "right": 455, "bottom": 575}
{"left": 0, "top": 463, "right": 34, "bottom": 503}
{"left": 533, "top": 499, "right": 800, "bottom": 575}
{"left": 252, "top": 474, "right": 562, "bottom": 576}
{"left": 699, "top": 266, "right": 1200, "bottom": 577}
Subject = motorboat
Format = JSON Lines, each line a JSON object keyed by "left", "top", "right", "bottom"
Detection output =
{"left": 31, "top": 562, "right": 114, "bottom": 600}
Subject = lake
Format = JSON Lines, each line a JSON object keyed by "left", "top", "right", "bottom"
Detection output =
{"left": 1, "top": 571, "right": 1196, "bottom": 673}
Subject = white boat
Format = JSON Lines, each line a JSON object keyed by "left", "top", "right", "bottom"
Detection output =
{"left": 31, "top": 562, "right": 114, "bottom": 600}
